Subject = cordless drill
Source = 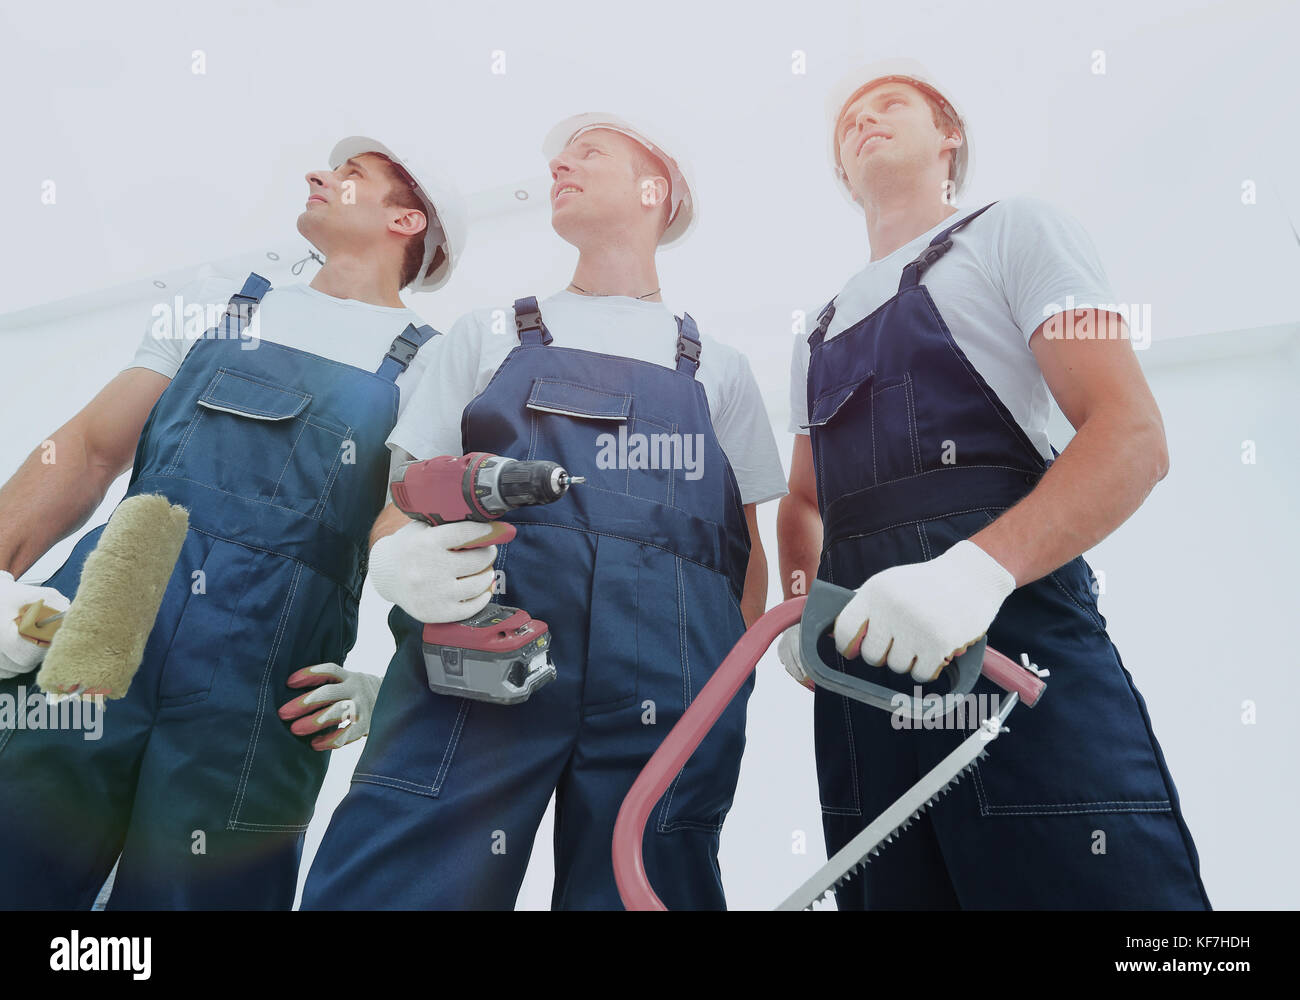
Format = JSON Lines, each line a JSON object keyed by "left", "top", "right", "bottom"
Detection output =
{"left": 390, "top": 453, "right": 583, "bottom": 705}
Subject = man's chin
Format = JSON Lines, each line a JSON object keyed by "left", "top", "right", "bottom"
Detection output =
{"left": 549, "top": 213, "right": 587, "bottom": 250}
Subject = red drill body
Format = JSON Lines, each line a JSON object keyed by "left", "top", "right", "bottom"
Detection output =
{"left": 388, "top": 453, "right": 582, "bottom": 704}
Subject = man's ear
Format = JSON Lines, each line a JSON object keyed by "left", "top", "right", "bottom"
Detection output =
{"left": 942, "top": 127, "right": 963, "bottom": 153}
{"left": 390, "top": 207, "right": 427, "bottom": 239}
{"left": 638, "top": 175, "right": 670, "bottom": 209}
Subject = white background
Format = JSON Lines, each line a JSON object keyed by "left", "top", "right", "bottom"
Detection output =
{"left": 1, "top": 0, "right": 1297, "bottom": 909}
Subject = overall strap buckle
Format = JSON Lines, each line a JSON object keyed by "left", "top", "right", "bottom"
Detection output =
{"left": 219, "top": 273, "right": 272, "bottom": 338}
{"left": 513, "top": 296, "right": 552, "bottom": 345}
{"left": 675, "top": 312, "right": 702, "bottom": 375}
{"left": 899, "top": 202, "right": 1000, "bottom": 291}
{"left": 376, "top": 323, "right": 440, "bottom": 379}
{"left": 809, "top": 298, "right": 838, "bottom": 348}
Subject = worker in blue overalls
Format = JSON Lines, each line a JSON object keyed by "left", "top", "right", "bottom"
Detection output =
{"left": 302, "top": 112, "right": 788, "bottom": 910}
{"left": 0, "top": 137, "right": 486, "bottom": 909}
{"left": 776, "top": 60, "right": 1211, "bottom": 909}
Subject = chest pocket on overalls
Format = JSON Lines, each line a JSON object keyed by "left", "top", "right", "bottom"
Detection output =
{"left": 524, "top": 377, "right": 678, "bottom": 505}
{"left": 164, "top": 367, "right": 353, "bottom": 524}
{"left": 808, "top": 370, "right": 919, "bottom": 493}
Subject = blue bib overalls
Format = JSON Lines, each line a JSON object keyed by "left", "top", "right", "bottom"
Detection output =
{"left": 0, "top": 274, "right": 436, "bottom": 909}
{"left": 805, "top": 206, "right": 1211, "bottom": 909}
{"left": 303, "top": 297, "right": 753, "bottom": 910}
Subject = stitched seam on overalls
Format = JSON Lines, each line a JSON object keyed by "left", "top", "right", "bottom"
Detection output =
{"left": 1110, "top": 645, "right": 1212, "bottom": 905}
{"left": 353, "top": 671, "right": 475, "bottom": 795}
{"left": 528, "top": 379, "right": 633, "bottom": 405}
{"left": 903, "top": 373, "right": 921, "bottom": 475}
{"left": 1048, "top": 568, "right": 1106, "bottom": 633}
{"left": 177, "top": 520, "right": 362, "bottom": 604}
{"left": 916, "top": 522, "right": 933, "bottom": 561}
{"left": 809, "top": 372, "right": 873, "bottom": 415}
{"left": 832, "top": 691, "right": 863, "bottom": 816}
{"left": 350, "top": 696, "right": 471, "bottom": 798}
{"left": 203, "top": 369, "right": 310, "bottom": 416}
{"left": 229, "top": 559, "right": 302, "bottom": 830}
{"left": 167, "top": 405, "right": 206, "bottom": 475}
{"left": 868, "top": 376, "right": 913, "bottom": 487}
{"left": 821, "top": 557, "right": 863, "bottom": 816}
{"left": 351, "top": 774, "right": 439, "bottom": 797}
{"left": 156, "top": 535, "right": 242, "bottom": 706}
{"left": 869, "top": 385, "right": 879, "bottom": 486}
{"left": 971, "top": 761, "right": 1170, "bottom": 816}
{"left": 833, "top": 504, "right": 1023, "bottom": 546}
{"left": 336, "top": 587, "right": 347, "bottom": 663}
{"left": 311, "top": 422, "right": 352, "bottom": 520}
{"left": 268, "top": 417, "right": 311, "bottom": 505}
{"left": 658, "top": 557, "right": 700, "bottom": 832}
{"left": 432, "top": 698, "right": 471, "bottom": 795}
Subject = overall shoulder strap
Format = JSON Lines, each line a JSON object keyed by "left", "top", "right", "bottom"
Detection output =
{"left": 214, "top": 272, "right": 272, "bottom": 340}
{"left": 376, "top": 323, "right": 440, "bottom": 380}
{"left": 898, "top": 201, "right": 999, "bottom": 290}
{"left": 513, "top": 296, "right": 553, "bottom": 346}
{"left": 808, "top": 298, "right": 838, "bottom": 350}
{"left": 674, "top": 312, "right": 702, "bottom": 377}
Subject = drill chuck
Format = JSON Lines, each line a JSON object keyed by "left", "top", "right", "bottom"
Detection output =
{"left": 492, "top": 460, "right": 583, "bottom": 511}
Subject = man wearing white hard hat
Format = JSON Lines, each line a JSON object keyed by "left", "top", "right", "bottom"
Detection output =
{"left": 776, "top": 60, "right": 1210, "bottom": 908}
{"left": 0, "top": 136, "right": 481, "bottom": 909}
{"left": 301, "top": 112, "right": 787, "bottom": 910}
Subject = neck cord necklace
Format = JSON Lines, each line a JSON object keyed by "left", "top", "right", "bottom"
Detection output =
{"left": 568, "top": 281, "right": 660, "bottom": 300}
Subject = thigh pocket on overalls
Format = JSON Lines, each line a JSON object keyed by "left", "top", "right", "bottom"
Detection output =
{"left": 964, "top": 512, "right": 1173, "bottom": 817}
{"left": 349, "top": 607, "right": 473, "bottom": 799}
{"left": 525, "top": 378, "right": 676, "bottom": 505}
{"left": 225, "top": 560, "right": 339, "bottom": 832}
{"left": 157, "top": 535, "right": 240, "bottom": 703}
{"left": 164, "top": 367, "right": 352, "bottom": 519}
{"left": 582, "top": 535, "right": 644, "bottom": 713}
{"left": 653, "top": 558, "right": 751, "bottom": 834}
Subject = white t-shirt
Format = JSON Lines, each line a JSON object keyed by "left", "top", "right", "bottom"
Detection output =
{"left": 788, "top": 196, "right": 1117, "bottom": 462}
{"left": 389, "top": 290, "right": 789, "bottom": 506}
{"left": 124, "top": 273, "right": 436, "bottom": 482}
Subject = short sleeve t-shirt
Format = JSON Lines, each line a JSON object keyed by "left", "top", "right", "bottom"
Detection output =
{"left": 788, "top": 196, "right": 1118, "bottom": 462}
{"left": 389, "top": 290, "right": 789, "bottom": 506}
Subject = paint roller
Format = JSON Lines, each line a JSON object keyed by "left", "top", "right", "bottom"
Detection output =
{"left": 12, "top": 494, "right": 189, "bottom": 698}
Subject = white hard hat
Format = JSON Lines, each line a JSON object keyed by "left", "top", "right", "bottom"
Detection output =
{"left": 541, "top": 112, "right": 697, "bottom": 247}
{"left": 329, "top": 136, "right": 468, "bottom": 291}
{"left": 826, "top": 59, "right": 971, "bottom": 204}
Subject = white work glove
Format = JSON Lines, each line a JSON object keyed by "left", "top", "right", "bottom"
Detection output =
{"left": 777, "top": 624, "right": 815, "bottom": 691}
{"left": 366, "top": 520, "right": 498, "bottom": 624}
{"left": 833, "top": 540, "right": 1016, "bottom": 683}
{"left": 0, "top": 570, "right": 71, "bottom": 680}
{"left": 278, "top": 662, "right": 382, "bottom": 750}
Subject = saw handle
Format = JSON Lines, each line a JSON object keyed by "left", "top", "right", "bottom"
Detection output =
{"left": 612, "top": 594, "right": 1046, "bottom": 910}
{"left": 799, "top": 579, "right": 985, "bottom": 719}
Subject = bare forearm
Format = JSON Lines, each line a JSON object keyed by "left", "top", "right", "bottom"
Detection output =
{"left": 740, "top": 536, "right": 767, "bottom": 628}
{"left": 777, "top": 492, "right": 823, "bottom": 600}
{"left": 369, "top": 502, "right": 409, "bottom": 551}
{"left": 970, "top": 411, "right": 1168, "bottom": 588}
{"left": 0, "top": 428, "right": 119, "bottom": 578}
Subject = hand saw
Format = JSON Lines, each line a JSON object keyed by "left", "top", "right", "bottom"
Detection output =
{"left": 612, "top": 579, "right": 1047, "bottom": 910}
